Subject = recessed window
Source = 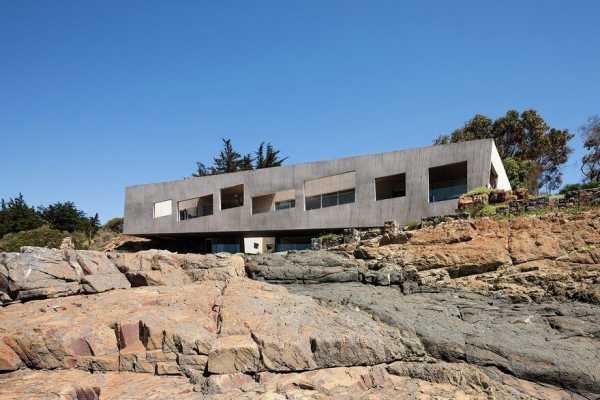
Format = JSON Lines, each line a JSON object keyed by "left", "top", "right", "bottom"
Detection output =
{"left": 429, "top": 161, "right": 468, "bottom": 202}
{"left": 490, "top": 165, "right": 498, "bottom": 189}
{"left": 305, "top": 195, "right": 321, "bottom": 210}
{"left": 253, "top": 242, "right": 259, "bottom": 249}
{"left": 375, "top": 173, "right": 406, "bottom": 201}
{"left": 275, "top": 199, "right": 295, "bottom": 211}
{"left": 252, "top": 189, "right": 295, "bottom": 214}
{"left": 178, "top": 194, "right": 213, "bottom": 221}
{"left": 322, "top": 192, "right": 338, "bottom": 208}
{"left": 305, "top": 189, "right": 355, "bottom": 210}
{"left": 338, "top": 189, "right": 355, "bottom": 205}
{"left": 153, "top": 200, "right": 172, "bottom": 219}
{"left": 252, "top": 194, "right": 274, "bottom": 214}
{"left": 221, "top": 184, "right": 244, "bottom": 210}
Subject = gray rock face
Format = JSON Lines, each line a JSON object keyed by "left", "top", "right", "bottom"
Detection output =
{"left": 286, "top": 283, "right": 600, "bottom": 396}
{"left": 246, "top": 250, "right": 363, "bottom": 284}
{"left": 246, "top": 250, "right": 414, "bottom": 287}
{"left": 0, "top": 247, "right": 246, "bottom": 304}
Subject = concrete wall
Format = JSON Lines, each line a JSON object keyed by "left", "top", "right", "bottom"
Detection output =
{"left": 490, "top": 144, "right": 512, "bottom": 191}
{"left": 124, "top": 139, "right": 509, "bottom": 236}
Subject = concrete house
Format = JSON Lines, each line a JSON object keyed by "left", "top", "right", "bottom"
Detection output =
{"left": 124, "top": 139, "right": 510, "bottom": 253}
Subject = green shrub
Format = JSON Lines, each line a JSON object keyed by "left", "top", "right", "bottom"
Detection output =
{"left": 319, "top": 233, "right": 338, "bottom": 242}
{"left": 475, "top": 205, "right": 497, "bottom": 217}
{"left": 559, "top": 182, "right": 599, "bottom": 195}
{"left": 464, "top": 186, "right": 494, "bottom": 197}
{"left": 103, "top": 217, "right": 124, "bottom": 233}
{"left": 0, "top": 225, "right": 76, "bottom": 252}
{"left": 405, "top": 221, "right": 420, "bottom": 231}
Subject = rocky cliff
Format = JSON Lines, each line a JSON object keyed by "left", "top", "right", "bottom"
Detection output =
{"left": 1, "top": 210, "right": 599, "bottom": 399}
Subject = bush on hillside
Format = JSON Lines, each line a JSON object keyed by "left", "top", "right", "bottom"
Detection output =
{"left": 559, "top": 182, "right": 600, "bottom": 195}
{"left": 0, "top": 225, "right": 88, "bottom": 252}
{"left": 476, "top": 205, "right": 497, "bottom": 217}
{"left": 464, "top": 186, "right": 494, "bottom": 197}
{"left": 103, "top": 217, "right": 124, "bottom": 233}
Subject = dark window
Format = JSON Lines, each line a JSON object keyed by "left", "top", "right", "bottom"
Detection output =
{"left": 305, "top": 195, "right": 321, "bottom": 210}
{"left": 429, "top": 161, "right": 468, "bottom": 202}
{"left": 305, "top": 189, "right": 355, "bottom": 210}
{"left": 338, "top": 189, "right": 355, "bottom": 205}
{"left": 321, "top": 192, "right": 338, "bottom": 208}
{"left": 375, "top": 173, "right": 406, "bottom": 201}
{"left": 276, "top": 236, "right": 312, "bottom": 252}
{"left": 275, "top": 199, "right": 295, "bottom": 211}
{"left": 221, "top": 185, "right": 244, "bottom": 210}
{"left": 253, "top": 242, "right": 259, "bottom": 249}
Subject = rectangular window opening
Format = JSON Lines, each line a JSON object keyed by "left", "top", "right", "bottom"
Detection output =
{"left": 429, "top": 161, "right": 468, "bottom": 202}
{"left": 305, "top": 189, "right": 355, "bottom": 210}
{"left": 221, "top": 184, "right": 244, "bottom": 210}
{"left": 375, "top": 173, "right": 406, "bottom": 201}
{"left": 275, "top": 199, "right": 295, "bottom": 211}
{"left": 252, "top": 194, "right": 274, "bottom": 214}
{"left": 252, "top": 189, "right": 295, "bottom": 214}
{"left": 178, "top": 194, "right": 213, "bottom": 221}
{"left": 153, "top": 200, "right": 172, "bottom": 219}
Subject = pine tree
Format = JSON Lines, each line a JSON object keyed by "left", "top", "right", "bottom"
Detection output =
{"left": 0, "top": 193, "right": 44, "bottom": 238}
{"left": 255, "top": 142, "right": 287, "bottom": 169}
{"left": 213, "top": 139, "right": 242, "bottom": 173}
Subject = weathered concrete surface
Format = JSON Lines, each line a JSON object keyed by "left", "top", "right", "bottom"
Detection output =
{"left": 125, "top": 139, "right": 505, "bottom": 236}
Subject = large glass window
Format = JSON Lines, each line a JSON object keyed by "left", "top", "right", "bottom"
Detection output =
{"left": 178, "top": 195, "right": 213, "bottom": 221}
{"left": 429, "top": 161, "right": 468, "bottom": 202}
{"left": 221, "top": 185, "right": 244, "bottom": 210}
{"left": 375, "top": 173, "right": 406, "bottom": 201}
{"left": 305, "top": 189, "right": 355, "bottom": 210}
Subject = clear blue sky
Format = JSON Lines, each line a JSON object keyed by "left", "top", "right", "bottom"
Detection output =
{"left": 1, "top": 1, "right": 599, "bottom": 222}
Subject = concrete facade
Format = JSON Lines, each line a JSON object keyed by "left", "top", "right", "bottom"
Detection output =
{"left": 124, "top": 139, "right": 510, "bottom": 239}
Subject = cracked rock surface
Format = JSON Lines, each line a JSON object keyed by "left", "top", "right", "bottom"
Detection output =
{"left": 1, "top": 209, "right": 600, "bottom": 399}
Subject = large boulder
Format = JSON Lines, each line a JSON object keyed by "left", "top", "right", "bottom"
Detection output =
{"left": 0, "top": 247, "right": 131, "bottom": 303}
{"left": 245, "top": 250, "right": 364, "bottom": 284}
{"left": 180, "top": 253, "right": 245, "bottom": 281}
{"left": 108, "top": 250, "right": 192, "bottom": 287}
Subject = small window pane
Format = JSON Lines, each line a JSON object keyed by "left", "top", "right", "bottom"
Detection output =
{"left": 275, "top": 199, "right": 295, "bottom": 211}
{"left": 338, "top": 189, "right": 355, "bottom": 205}
{"left": 321, "top": 192, "right": 338, "bottom": 208}
{"left": 305, "top": 195, "right": 321, "bottom": 210}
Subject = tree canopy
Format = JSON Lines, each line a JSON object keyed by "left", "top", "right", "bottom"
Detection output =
{"left": 434, "top": 110, "right": 573, "bottom": 192}
{"left": 581, "top": 115, "right": 600, "bottom": 183}
{"left": 0, "top": 194, "right": 44, "bottom": 238}
{"left": 193, "top": 139, "right": 287, "bottom": 177}
{"left": 0, "top": 194, "right": 102, "bottom": 240}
